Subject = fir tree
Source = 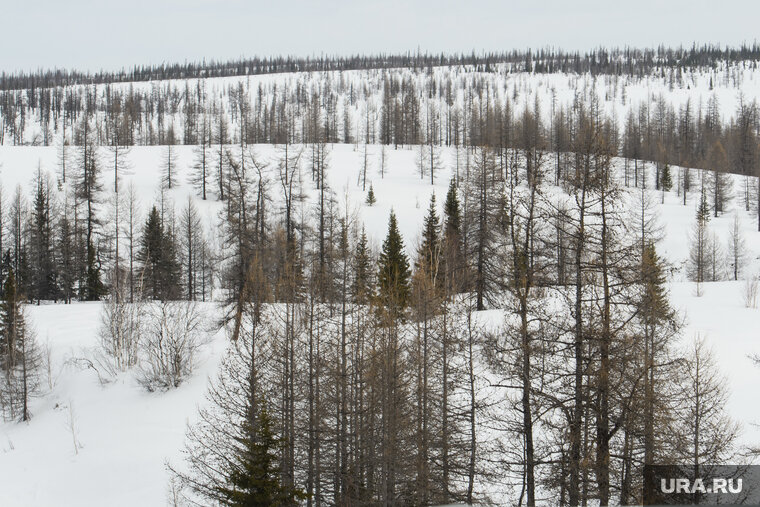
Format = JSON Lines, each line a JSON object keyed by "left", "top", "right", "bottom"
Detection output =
{"left": 415, "top": 193, "right": 440, "bottom": 278}
{"left": 30, "top": 170, "right": 56, "bottom": 302}
{"left": 85, "top": 244, "right": 104, "bottom": 302}
{"left": 365, "top": 183, "right": 377, "bottom": 206}
{"left": 638, "top": 242, "right": 679, "bottom": 472}
{"left": 697, "top": 185, "right": 711, "bottom": 224}
{"left": 443, "top": 179, "right": 461, "bottom": 235}
{"left": 640, "top": 244, "right": 672, "bottom": 321}
{"left": 442, "top": 178, "right": 465, "bottom": 294}
{"left": 0, "top": 267, "right": 40, "bottom": 422}
{"left": 377, "top": 210, "right": 411, "bottom": 313}
{"left": 58, "top": 192, "right": 76, "bottom": 303}
{"left": 217, "top": 402, "right": 306, "bottom": 506}
{"left": 353, "top": 226, "right": 373, "bottom": 304}
{"left": 0, "top": 268, "right": 21, "bottom": 372}
{"left": 139, "top": 206, "right": 181, "bottom": 300}
{"left": 0, "top": 252, "right": 11, "bottom": 297}
{"left": 661, "top": 163, "right": 672, "bottom": 191}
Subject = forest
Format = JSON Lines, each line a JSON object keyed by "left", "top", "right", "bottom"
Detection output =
{"left": 0, "top": 47, "right": 757, "bottom": 506}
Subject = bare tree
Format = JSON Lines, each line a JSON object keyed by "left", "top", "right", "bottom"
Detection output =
{"left": 727, "top": 212, "right": 746, "bottom": 281}
{"left": 189, "top": 117, "right": 210, "bottom": 199}
{"left": 98, "top": 273, "right": 144, "bottom": 375}
{"left": 672, "top": 337, "right": 740, "bottom": 470}
{"left": 162, "top": 144, "right": 179, "bottom": 190}
{"left": 138, "top": 301, "right": 206, "bottom": 391}
{"left": 688, "top": 188, "right": 712, "bottom": 294}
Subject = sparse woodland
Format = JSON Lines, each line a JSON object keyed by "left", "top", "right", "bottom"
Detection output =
{"left": 0, "top": 47, "right": 756, "bottom": 506}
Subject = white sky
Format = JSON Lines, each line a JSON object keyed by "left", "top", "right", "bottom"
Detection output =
{"left": 3, "top": 0, "right": 759, "bottom": 73}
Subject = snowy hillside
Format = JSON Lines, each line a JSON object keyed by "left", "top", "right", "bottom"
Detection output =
{"left": 0, "top": 137, "right": 759, "bottom": 505}
{"left": 5, "top": 60, "right": 760, "bottom": 150}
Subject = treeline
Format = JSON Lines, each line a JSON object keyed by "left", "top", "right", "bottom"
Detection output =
{"left": 0, "top": 83, "right": 744, "bottom": 505}
{"left": 4, "top": 43, "right": 760, "bottom": 91}
{"left": 0, "top": 122, "right": 216, "bottom": 306}
{"left": 4, "top": 56, "right": 760, "bottom": 198}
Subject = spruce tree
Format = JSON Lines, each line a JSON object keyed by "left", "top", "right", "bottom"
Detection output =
{"left": 442, "top": 178, "right": 464, "bottom": 294}
{"left": 637, "top": 243, "right": 680, "bottom": 477}
{"left": 0, "top": 268, "right": 21, "bottom": 372}
{"left": 30, "top": 170, "right": 56, "bottom": 302}
{"left": 58, "top": 192, "right": 76, "bottom": 303}
{"left": 366, "top": 183, "right": 376, "bottom": 206}
{"left": 0, "top": 267, "right": 39, "bottom": 422}
{"left": 415, "top": 193, "right": 440, "bottom": 277}
{"left": 443, "top": 179, "right": 461, "bottom": 235}
{"left": 217, "top": 403, "right": 306, "bottom": 506}
{"left": 640, "top": 244, "right": 672, "bottom": 322}
{"left": 661, "top": 163, "right": 672, "bottom": 191}
{"left": 85, "top": 245, "right": 104, "bottom": 301}
{"left": 0, "top": 252, "right": 11, "bottom": 297}
{"left": 377, "top": 210, "right": 411, "bottom": 314}
{"left": 139, "top": 206, "right": 181, "bottom": 300}
{"left": 696, "top": 185, "right": 711, "bottom": 224}
{"left": 353, "top": 226, "right": 373, "bottom": 304}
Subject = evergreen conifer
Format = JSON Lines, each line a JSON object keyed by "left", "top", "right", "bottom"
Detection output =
{"left": 377, "top": 210, "right": 410, "bottom": 313}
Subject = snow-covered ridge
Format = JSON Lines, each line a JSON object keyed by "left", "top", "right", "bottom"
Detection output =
{"left": 3, "top": 60, "right": 760, "bottom": 149}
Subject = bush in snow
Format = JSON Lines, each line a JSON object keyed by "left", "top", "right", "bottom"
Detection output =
{"left": 138, "top": 300, "right": 206, "bottom": 391}
{"left": 98, "top": 279, "right": 144, "bottom": 376}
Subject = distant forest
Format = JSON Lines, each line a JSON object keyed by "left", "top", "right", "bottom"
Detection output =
{"left": 2, "top": 44, "right": 760, "bottom": 203}
{"left": 4, "top": 43, "right": 760, "bottom": 90}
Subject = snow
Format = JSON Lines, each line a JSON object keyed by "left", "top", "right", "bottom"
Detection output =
{"left": 0, "top": 142, "right": 452, "bottom": 258}
{"left": 1, "top": 140, "right": 760, "bottom": 504}
{"left": 0, "top": 141, "right": 453, "bottom": 506}
{"left": 670, "top": 281, "right": 760, "bottom": 446}
{"left": 2, "top": 63, "right": 760, "bottom": 505}
{"left": 0, "top": 302, "right": 228, "bottom": 506}
{"left": 1, "top": 140, "right": 759, "bottom": 505}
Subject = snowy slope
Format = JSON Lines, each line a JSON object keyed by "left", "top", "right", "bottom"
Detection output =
{"left": 0, "top": 141, "right": 759, "bottom": 505}
{"left": 0, "top": 143, "right": 452, "bottom": 257}
{"left": 7, "top": 62, "right": 760, "bottom": 149}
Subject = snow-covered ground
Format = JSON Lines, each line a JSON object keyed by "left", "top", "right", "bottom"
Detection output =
{"left": 7, "top": 62, "right": 760, "bottom": 152}
{"left": 0, "top": 140, "right": 759, "bottom": 505}
{"left": 0, "top": 302, "right": 228, "bottom": 506}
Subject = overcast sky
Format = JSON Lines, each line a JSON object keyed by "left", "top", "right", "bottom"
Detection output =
{"left": 3, "top": 0, "right": 759, "bottom": 73}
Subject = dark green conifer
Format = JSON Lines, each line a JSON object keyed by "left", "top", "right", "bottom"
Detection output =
{"left": 415, "top": 193, "right": 440, "bottom": 277}
{"left": 377, "top": 210, "right": 410, "bottom": 313}
{"left": 366, "top": 183, "right": 377, "bottom": 206}
{"left": 661, "top": 163, "right": 672, "bottom": 191}
{"left": 441, "top": 179, "right": 465, "bottom": 294}
{"left": 218, "top": 402, "right": 306, "bottom": 506}
{"left": 353, "top": 226, "right": 373, "bottom": 304}
{"left": 696, "top": 185, "right": 711, "bottom": 224}
{"left": 139, "top": 206, "right": 181, "bottom": 300}
{"left": 443, "top": 179, "right": 461, "bottom": 235}
{"left": 84, "top": 241, "right": 104, "bottom": 301}
{"left": 0, "top": 268, "right": 21, "bottom": 371}
{"left": 640, "top": 243, "right": 671, "bottom": 319}
{"left": 30, "top": 173, "right": 56, "bottom": 302}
